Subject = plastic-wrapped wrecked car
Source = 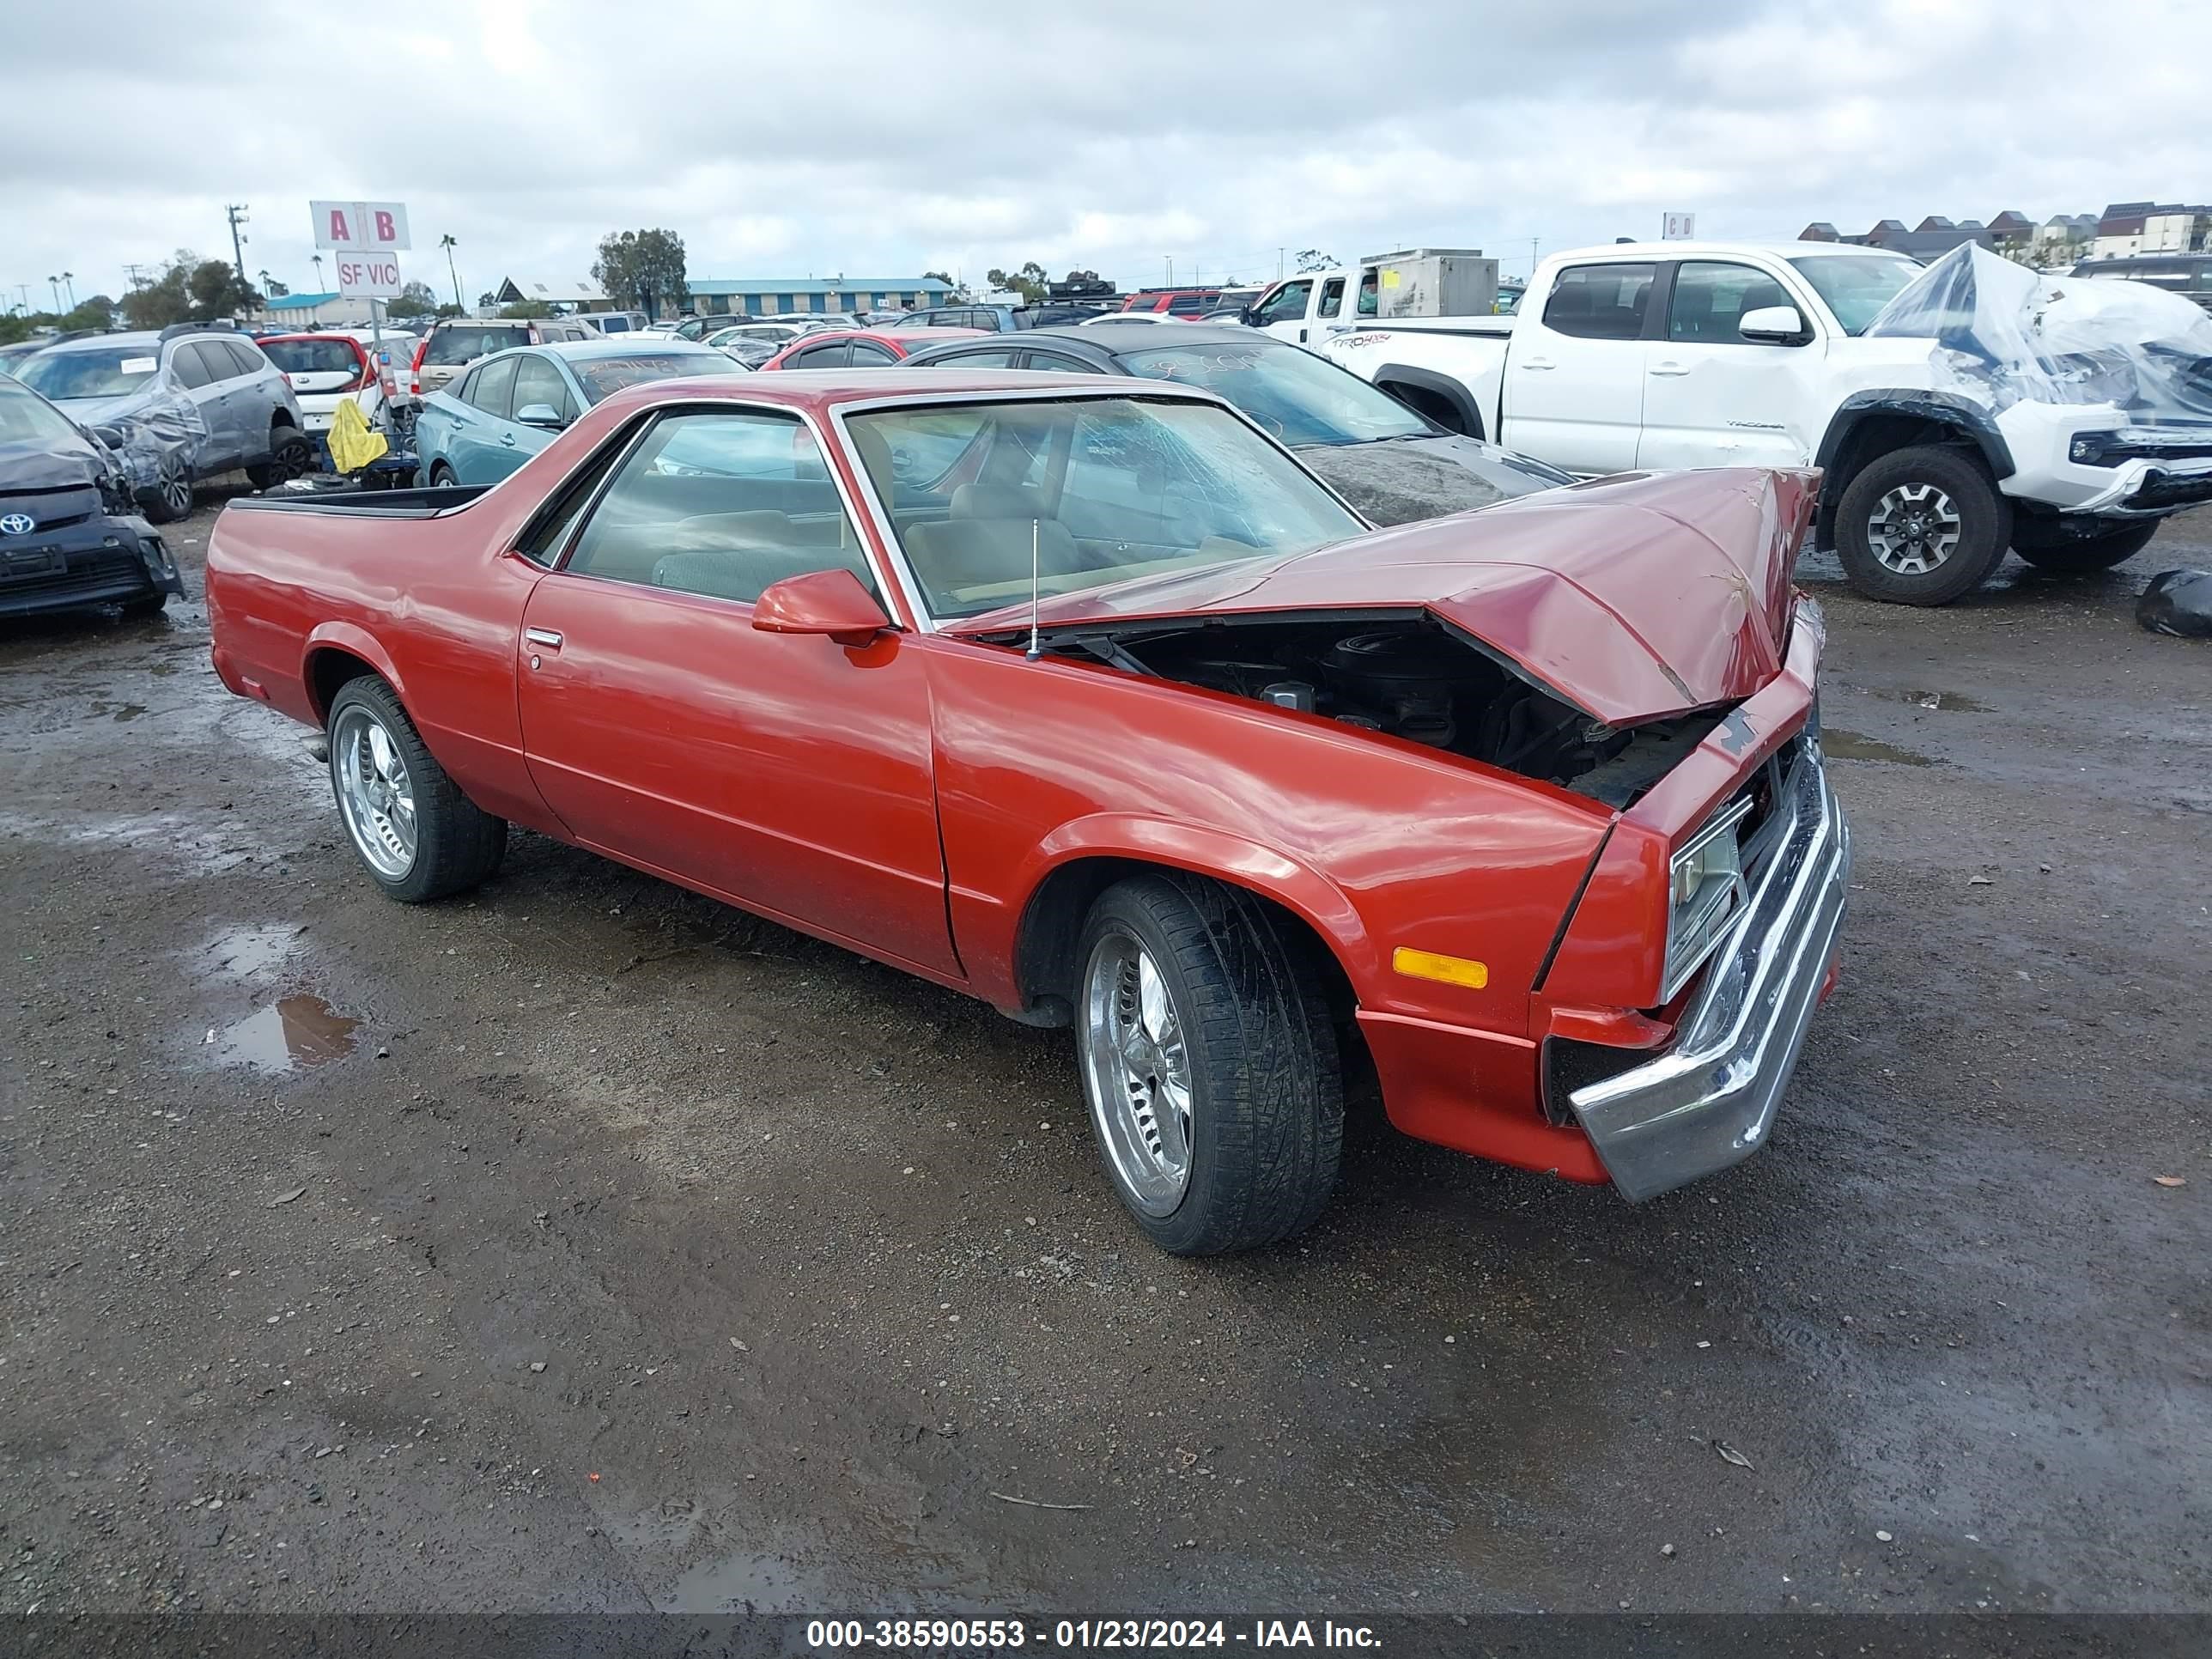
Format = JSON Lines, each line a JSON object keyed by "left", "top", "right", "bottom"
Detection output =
{"left": 0, "top": 374, "right": 185, "bottom": 617}
{"left": 1861, "top": 245, "right": 2212, "bottom": 578}
{"left": 12, "top": 326, "right": 311, "bottom": 524}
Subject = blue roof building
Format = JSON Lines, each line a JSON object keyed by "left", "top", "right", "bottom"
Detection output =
{"left": 681, "top": 276, "right": 957, "bottom": 316}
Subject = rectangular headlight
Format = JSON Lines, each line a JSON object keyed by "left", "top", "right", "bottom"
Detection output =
{"left": 1662, "top": 797, "right": 1752, "bottom": 1001}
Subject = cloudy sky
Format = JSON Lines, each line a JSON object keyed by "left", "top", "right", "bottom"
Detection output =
{"left": 6, "top": 0, "right": 2209, "bottom": 312}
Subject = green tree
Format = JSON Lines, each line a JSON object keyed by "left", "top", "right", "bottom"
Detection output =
{"left": 63, "top": 295, "right": 115, "bottom": 331}
{"left": 592, "top": 228, "right": 689, "bottom": 319}
{"left": 985, "top": 261, "right": 1048, "bottom": 303}
{"left": 386, "top": 280, "right": 441, "bottom": 321}
{"left": 1294, "top": 248, "right": 1337, "bottom": 273}
{"left": 498, "top": 300, "right": 553, "bottom": 319}
{"left": 186, "top": 259, "right": 259, "bottom": 321}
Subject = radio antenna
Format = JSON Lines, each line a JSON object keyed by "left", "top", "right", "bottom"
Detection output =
{"left": 1025, "top": 519, "right": 1042, "bottom": 661}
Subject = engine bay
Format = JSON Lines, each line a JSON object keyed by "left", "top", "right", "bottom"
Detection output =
{"left": 1058, "top": 617, "right": 1724, "bottom": 807}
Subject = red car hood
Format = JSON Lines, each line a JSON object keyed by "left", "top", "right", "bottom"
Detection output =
{"left": 945, "top": 467, "right": 1819, "bottom": 726}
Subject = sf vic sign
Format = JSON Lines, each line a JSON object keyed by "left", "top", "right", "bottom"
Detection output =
{"left": 310, "top": 201, "right": 412, "bottom": 297}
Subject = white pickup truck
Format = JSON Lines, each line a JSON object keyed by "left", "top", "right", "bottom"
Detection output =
{"left": 1321, "top": 240, "right": 2212, "bottom": 605}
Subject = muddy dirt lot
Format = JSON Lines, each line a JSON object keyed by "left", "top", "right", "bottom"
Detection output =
{"left": 2, "top": 488, "right": 2207, "bottom": 1627}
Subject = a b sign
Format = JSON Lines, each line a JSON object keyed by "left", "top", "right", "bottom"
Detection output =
{"left": 334, "top": 256, "right": 404, "bottom": 299}
{"left": 311, "top": 200, "right": 411, "bottom": 253}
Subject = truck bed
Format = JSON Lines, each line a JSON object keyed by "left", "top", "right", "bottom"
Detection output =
{"left": 225, "top": 484, "right": 495, "bottom": 519}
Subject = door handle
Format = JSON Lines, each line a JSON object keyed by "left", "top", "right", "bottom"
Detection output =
{"left": 1520, "top": 357, "right": 1555, "bottom": 370}
{"left": 524, "top": 627, "right": 563, "bottom": 651}
{"left": 1649, "top": 362, "right": 1691, "bottom": 376}
{"left": 499, "top": 431, "right": 518, "bottom": 446}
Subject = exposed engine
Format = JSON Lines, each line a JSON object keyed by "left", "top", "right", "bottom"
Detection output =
{"left": 1091, "top": 618, "right": 1723, "bottom": 806}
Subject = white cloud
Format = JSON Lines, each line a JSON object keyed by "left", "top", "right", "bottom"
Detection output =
{"left": 3, "top": 0, "right": 2208, "bottom": 309}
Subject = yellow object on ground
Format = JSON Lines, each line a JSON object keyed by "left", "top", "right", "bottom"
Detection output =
{"left": 327, "top": 399, "right": 387, "bottom": 475}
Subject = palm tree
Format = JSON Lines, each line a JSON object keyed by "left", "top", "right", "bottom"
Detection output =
{"left": 439, "top": 234, "right": 462, "bottom": 312}
{"left": 61, "top": 271, "right": 76, "bottom": 307}
{"left": 311, "top": 252, "right": 325, "bottom": 291}
{"left": 46, "top": 276, "right": 59, "bottom": 312}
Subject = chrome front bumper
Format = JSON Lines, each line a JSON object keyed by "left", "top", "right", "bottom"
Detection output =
{"left": 1567, "top": 743, "right": 1850, "bottom": 1203}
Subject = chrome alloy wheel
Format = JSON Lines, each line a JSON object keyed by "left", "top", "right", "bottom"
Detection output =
{"left": 1079, "top": 933, "right": 1195, "bottom": 1217}
{"left": 1866, "top": 481, "right": 1961, "bottom": 575}
{"left": 331, "top": 706, "right": 417, "bottom": 880}
{"left": 157, "top": 459, "right": 191, "bottom": 519}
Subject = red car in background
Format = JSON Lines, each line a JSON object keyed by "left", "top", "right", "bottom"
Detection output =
{"left": 757, "top": 326, "right": 984, "bottom": 370}
{"left": 204, "top": 370, "right": 1849, "bottom": 1255}
{"left": 1120, "top": 289, "right": 1225, "bottom": 319}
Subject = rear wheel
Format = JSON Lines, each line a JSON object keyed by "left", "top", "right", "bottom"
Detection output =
{"left": 1834, "top": 445, "right": 2011, "bottom": 605}
{"left": 140, "top": 453, "right": 193, "bottom": 524}
{"left": 247, "top": 427, "right": 315, "bottom": 489}
{"left": 428, "top": 462, "right": 458, "bottom": 488}
{"left": 1073, "top": 874, "right": 1342, "bottom": 1255}
{"left": 326, "top": 678, "right": 506, "bottom": 903}
{"left": 2011, "top": 518, "right": 2159, "bottom": 573}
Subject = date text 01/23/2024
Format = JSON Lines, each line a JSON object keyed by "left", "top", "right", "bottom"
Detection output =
{"left": 805, "top": 1619, "right": 1382, "bottom": 1649}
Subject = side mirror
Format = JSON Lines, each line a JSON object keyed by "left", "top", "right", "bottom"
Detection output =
{"left": 514, "top": 403, "right": 567, "bottom": 429}
{"left": 752, "top": 568, "right": 891, "bottom": 647}
{"left": 1739, "top": 305, "right": 1810, "bottom": 345}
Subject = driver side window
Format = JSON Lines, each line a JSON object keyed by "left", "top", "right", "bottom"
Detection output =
{"left": 1256, "top": 281, "right": 1311, "bottom": 325}
{"left": 563, "top": 410, "right": 876, "bottom": 605}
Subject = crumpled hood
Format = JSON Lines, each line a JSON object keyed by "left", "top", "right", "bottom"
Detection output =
{"left": 0, "top": 434, "right": 103, "bottom": 493}
{"left": 1294, "top": 434, "right": 1571, "bottom": 526}
{"left": 948, "top": 467, "right": 1819, "bottom": 726}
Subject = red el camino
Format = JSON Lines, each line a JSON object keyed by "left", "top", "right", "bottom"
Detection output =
{"left": 206, "top": 368, "right": 1850, "bottom": 1255}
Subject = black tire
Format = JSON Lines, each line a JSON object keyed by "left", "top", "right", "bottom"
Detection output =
{"left": 428, "top": 462, "right": 457, "bottom": 488}
{"left": 120, "top": 592, "right": 168, "bottom": 620}
{"left": 2011, "top": 518, "right": 2160, "bottom": 573}
{"left": 1834, "top": 444, "right": 2012, "bottom": 605}
{"left": 140, "top": 453, "right": 193, "bottom": 524}
{"left": 1073, "top": 873, "right": 1342, "bottom": 1255}
{"left": 247, "top": 426, "right": 315, "bottom": 490}
{"left": 325, "top": 678, "right": 506, "bottom": 903}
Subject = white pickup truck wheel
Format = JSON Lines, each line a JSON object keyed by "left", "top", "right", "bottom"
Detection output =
{"left": 1835, "top": 445, "right": 2012, "bottom": 606}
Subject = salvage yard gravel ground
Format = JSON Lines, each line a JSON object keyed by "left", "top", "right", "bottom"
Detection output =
{"left": 1, "top": 493, "right": 2208, "bottom": 1620}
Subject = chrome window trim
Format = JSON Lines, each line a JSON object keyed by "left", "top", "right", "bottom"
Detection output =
{"left": 538, "top": 394, "right": 907, "bottom": 623}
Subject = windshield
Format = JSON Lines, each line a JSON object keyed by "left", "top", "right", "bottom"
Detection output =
{"left": 1788, "top": 254, "right": 1923, "bottom": 335}
{"left": 848, "top": 396, "right": 1365, "bottom": 620}
{"left": 0, "top": 380, "right": 84, "bottom": 447}
{"left": 568, "top": 352, "right": 748, "bottom": 404}
{"left": 260, "top": 338, "right": 362, "bottom": 376}
{"left": 16, "top": 346, "right": 161, "bottom": 401}
{"left": 425, "top": 325, "right": 530, "bottom": 365}
{"left": 1115, "top": 341, "right": 1431, "bottom": 446}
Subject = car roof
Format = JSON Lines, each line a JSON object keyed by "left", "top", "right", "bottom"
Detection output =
{"left": 1022, "top": 323, "right": 1257, "bottom": 350}
{"left": 590, "top": 366, "right": 1224, "bottom": 420}
{"left": 258, "top": 331, "right": 364, "bottom": 343}
{"left": 532, "top": 338, "right": 733, "bottom": 362}
{"left": 1563, "top": 240, "right": 1909, "bottom": 262}
{"left": 46, "top": 331, "right": 161, "bottom": 353}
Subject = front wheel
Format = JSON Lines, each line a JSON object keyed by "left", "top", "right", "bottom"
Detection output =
{"left": 2011, "top": 518, "right": 2160, "bottom": 573}
{"left": 140, "top": 453, "right": 193, "bottom": 524}
{"left": 247, "top": 428, "right": 315, "bottom": 490}
{"left": 1834, "top": 445, "right": 2012, "bottom": 605}
{"left": 1074, "top": 874, "right": 1342, "bottom": 1255}
{"left": 326, "top": 678, "right": 507, "bottom": 903}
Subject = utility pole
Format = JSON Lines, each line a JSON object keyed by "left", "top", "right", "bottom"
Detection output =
{"left": 1164, "top": 255, "right": 1173, "bottom": 286}
{"left": 1529, "top": 236, "right": 1540, "bottom": 275}
{"left": 1278, "top": 247, "right": 1285, "bottom": 280}
{"left": 226, "top": 203, "right": 250, "bottom": 283}
{"left": 123, "top": 263, "right": 149, "bottom": 290}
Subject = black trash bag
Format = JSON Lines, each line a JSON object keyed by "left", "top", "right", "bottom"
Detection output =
{"left": 2136, "top": 568, "right": 2212, "bottom": 638}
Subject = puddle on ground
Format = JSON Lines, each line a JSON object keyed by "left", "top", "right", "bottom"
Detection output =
{"left": 1880, "top": 688, "right": 1993, "bottom": 713}
{"left": 1824, "top": 729, "right": 1937, "bottom": 766}
{"left": 209, "top": 994, "right": 359, "bottom": 1073}
{"left": 198, "top": 923, "right": 303, "bottom": 981}
{"left": 111, "top": 702, "right": 146, "bottom": 722}
{"left": 661, "top": 1549, "right": 814, "bottom": 1614}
